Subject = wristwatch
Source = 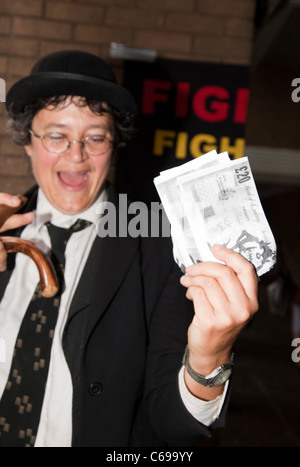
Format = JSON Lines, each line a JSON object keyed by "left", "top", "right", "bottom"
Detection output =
{"left": 182, "top": 346, "right": 234, "bottom": 387}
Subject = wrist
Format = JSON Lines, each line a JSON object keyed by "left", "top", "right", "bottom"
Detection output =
{"left": 187, "top": 346, "right": 232, "bottom": 375}
{"left": 182, "top": 346, "right": 234, "bottom": 387}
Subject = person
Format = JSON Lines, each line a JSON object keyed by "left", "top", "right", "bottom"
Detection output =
{"left": 0, "top": 50, "right": 259, "bottom": 447}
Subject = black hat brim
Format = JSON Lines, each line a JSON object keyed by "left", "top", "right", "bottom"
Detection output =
{"left": 6, "top": 71, "right": 138, "bottom": 115}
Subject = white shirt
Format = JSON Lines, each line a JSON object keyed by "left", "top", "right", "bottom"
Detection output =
{"left": 0, "top": 188, "right": 226, "bottom": 446}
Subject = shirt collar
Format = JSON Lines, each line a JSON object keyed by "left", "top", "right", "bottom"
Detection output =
{"left": 34, "top": 188, "right": 108, "bottom": 231}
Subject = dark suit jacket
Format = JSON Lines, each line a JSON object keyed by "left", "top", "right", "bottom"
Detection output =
{"left": 0, "top": 184, "right": 229, "bottom": 447}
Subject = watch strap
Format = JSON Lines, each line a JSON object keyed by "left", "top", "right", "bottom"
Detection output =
{"left": 182, "top": 346, "right": 234, "bottom": 387}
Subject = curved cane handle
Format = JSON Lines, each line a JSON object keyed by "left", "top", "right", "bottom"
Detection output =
{"left": 0, "top": 237, "right": 59, "bottom": 298}
{"left": 0, "top": 195, "right": 59, "bottom": 298}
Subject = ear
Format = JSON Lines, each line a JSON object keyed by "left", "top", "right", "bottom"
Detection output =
{"left": 24, "top": 144, "right": 32, "bottom": 157}
{"left": 22, "top": 130, "right": 32, "bottom": 157}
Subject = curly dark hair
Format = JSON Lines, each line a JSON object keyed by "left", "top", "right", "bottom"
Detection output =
{"left": 7, "top": 95, "right": 137, "bottom": 153}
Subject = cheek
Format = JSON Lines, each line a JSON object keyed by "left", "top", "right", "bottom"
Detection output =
{"left": 26, "top": 146, "right": 57, "bottom": 181}
{"left": 26, "top": 144, "right": 51, "bottom": 166}
{"left": 94, "top": 155, "right": 112, "bottom": 180}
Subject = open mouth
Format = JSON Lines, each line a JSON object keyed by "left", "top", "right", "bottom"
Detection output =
{"left": 58, "top": 170, "right": 90, "bottom": 191}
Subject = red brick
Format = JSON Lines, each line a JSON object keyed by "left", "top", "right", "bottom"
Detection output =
{"left": 8, "top": 57, "right": 36, "bottom": 78}
{"left": 0, "top": 113, "right": 9, "bottom": 128}
{"left": 196, "top": 0, "right": 255, "bottom": 18}
{"left": 13, "top": 17, "right": 72, "bottom": 41}
{"left": 136, "top": 0, "right": 195, "bottom": 12}
{"left": 75, "top": 24, "right": 132, "bottom": 46}
{"left": 135, "top": 30, "right": 192, "bottom": 54}
{"left": 106, "top": 7, "right": 163, "bottom": 29}
{"left": 45, "top": 2, "right": 104, "bottom": 24}
{"left": 0, "top": 175, "right": 35, "bottom": 194}
{"left": 165, "top": 13, "right": 225, "bottom": 35}
{"left": 225, "top": 18, "right": 254, "bottom": 39}
{"left": 0, "top": 154, "right": 31, "bottom": 176}
{"left": 0, "top": 37, "right": 39, "bottom": 58}
{"left": 40, "top": 41, "right": 100, "bottom": 58}
{"left": 0, "top": 16, "right": 12, "bottom": 35}
{"left": 194, "top": 34, "right": 253, "bottom": 64}
{"left": 0, "top": 0, "right": 43, "bottom": 17}
{"left": 77, "top": 0, "right": 135, "bottom": 5}
{"left": 0, "top": 137, "right": 25, "bottom": 156}
{"left": 0, "top": 57, "right": 8, "bottom": 75}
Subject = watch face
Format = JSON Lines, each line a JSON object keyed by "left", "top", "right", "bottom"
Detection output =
{"left": 210, "top": 368, "right": 232, "bottom": 386}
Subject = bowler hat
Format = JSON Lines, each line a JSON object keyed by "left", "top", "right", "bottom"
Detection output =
{"left": 6, "top": 50, "right": 137, "bottom": 115}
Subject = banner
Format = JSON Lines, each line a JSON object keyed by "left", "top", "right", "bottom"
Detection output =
{"left": 115, "top": 58, "right": 250, "bottom": 204}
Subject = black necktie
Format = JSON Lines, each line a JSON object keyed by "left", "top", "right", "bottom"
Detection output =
{"left": 0, "top": 219, "right": 91, "bottom": 447}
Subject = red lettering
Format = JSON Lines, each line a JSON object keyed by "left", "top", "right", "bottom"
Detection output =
{"left": 234, "top": 88, "right": 250, "bottom": 124}
{"left": 193, "top": 86, "right": 229, "bottom": 122}
{"left": 175, "top": 82, "right": 191, "bottom": 118}
{"left": 142, "top": 79, "right": 171, "bottom": 115}
{"left": 142, "top": 80, "right": 248, "bottom": 125}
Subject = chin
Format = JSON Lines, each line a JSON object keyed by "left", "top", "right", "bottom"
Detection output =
{"left": 51, "top": 194, "right": 91, "bottom": 215}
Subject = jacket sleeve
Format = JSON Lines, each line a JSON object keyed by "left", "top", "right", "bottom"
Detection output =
{"left": 140, "top": 235, "right": 230, "bottom": 446}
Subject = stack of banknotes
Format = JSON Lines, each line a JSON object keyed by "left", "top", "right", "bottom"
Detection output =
{"left": 154, "top": 150, "right": 276, "bottom": 276}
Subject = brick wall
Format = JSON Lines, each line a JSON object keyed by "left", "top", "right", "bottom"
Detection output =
{"left": 0, "top": 0, "right": 256, "bottom": 194}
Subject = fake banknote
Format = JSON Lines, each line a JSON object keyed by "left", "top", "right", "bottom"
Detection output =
{"left": 154, "top": 152, "right": 276, "bottom": 276}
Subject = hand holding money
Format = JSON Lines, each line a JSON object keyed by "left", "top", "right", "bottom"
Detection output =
{"left": 154, "top": 151, "right": 265, "bottom": 400}
{"left": 180, "top": 243, "right": 259, "bottom": 400}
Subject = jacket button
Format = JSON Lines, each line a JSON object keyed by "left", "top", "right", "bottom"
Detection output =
{"left": 89, "top": 382, "right": 103, "bottom": 396}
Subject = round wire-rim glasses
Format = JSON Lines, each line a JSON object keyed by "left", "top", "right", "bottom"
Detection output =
{"left": 29, "top": 129, "right": 113, "bottom": 156}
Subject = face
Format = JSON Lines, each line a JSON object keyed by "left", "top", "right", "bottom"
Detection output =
{"left": 25, "top": 99, "right": 113, "bottom": 215}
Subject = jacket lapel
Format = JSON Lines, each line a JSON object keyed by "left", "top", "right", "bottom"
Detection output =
{"left": 85, "top": 232, "right": 140, "bottom": 338}
{"left": 0, "top": 268, "right": 13, "bottom": 303}
{"left": 63, "top": 225, "right": 140, "bottom": 384}
{"left": 86, "top": 185, "right": 140, "bottom": 339}
{"left": 65, "top": 184, "right": 140, "bottom": 339}
{"left": 66, "top": 235, "right": 101, "bottom": 323}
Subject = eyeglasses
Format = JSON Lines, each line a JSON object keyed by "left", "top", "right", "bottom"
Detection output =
{"left": 29, "top": 129, "right": 113, "bottom": 156}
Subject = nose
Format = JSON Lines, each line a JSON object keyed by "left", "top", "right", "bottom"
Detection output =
{"left": 64, "top": 140, "right": 88, "bottom": 163}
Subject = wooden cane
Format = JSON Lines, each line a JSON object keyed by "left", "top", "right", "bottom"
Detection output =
{"left": 0, "top": 195, "right": 58, "bottom": 298}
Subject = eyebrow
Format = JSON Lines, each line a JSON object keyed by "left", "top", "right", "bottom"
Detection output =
{"left": 42, "top": 123, "right": 110, "bottom": 132}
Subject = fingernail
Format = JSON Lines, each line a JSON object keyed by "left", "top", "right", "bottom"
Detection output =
{"left": 11, "top": 196, "right": 20, "bottom": 206}
{"left": 24, "top": 212, "right": 34, "bottom": 222}
{"left": 186, "top": 261, "right": 199, "bottom": 272}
